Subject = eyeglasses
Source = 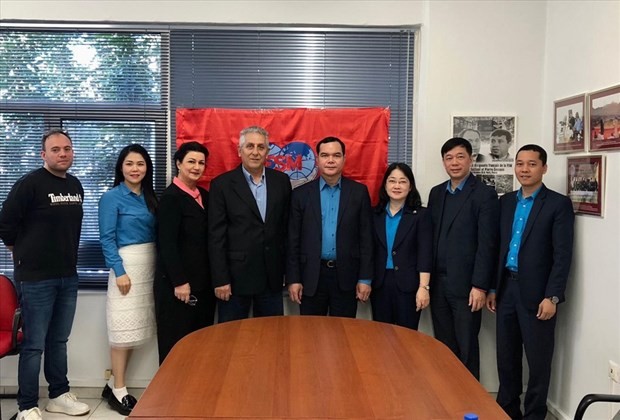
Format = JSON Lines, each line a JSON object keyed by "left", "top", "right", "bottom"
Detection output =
{"left": 188, "top": 295, "right": 198, "bottom": 306}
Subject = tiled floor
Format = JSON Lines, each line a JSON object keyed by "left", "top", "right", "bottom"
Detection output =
{"left": 2, "top": 389, "right": 560, "bottom": 420}
{"left": 1, "top": 388, "right": 143, "bottom": 420}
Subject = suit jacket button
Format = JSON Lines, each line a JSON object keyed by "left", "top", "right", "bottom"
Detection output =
{"left": 392, "top": 251, "right": 397, "bottom": 255}
{"left": 394, "top": 266, "right": 399, "bottom": 271}
{"left": 265, "top": 246, "right": 270, "bottom": 251}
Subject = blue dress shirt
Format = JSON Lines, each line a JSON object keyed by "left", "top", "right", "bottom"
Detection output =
{"left": 98, "top": 183, "right": 156, "bottom": 277}
{"left": 505, "top": 187, "right": 542, "bottom": 272}
{"left": 445, "top": 175, "right": 469, "bottom": 194}
{"left": 385, "top": 204, "right": 404, "bottom": 269}
{"left": 320, "top": 177, "right": 340, "bottom": 260}
{"left": 319, "top": 177, "right": 370, "bottom": 285}
{"left": 242, "top": 166, "right": 267, "bottom": 222}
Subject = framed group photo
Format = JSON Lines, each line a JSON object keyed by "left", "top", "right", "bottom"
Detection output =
{"left": 567, "top": 155, "right": 605, "bottom": 217}
{"left": 589, "top": 84, "right": 620, "bottom": 152}
{"left": 553, "top": 94, "right": 586, "bottom": 153}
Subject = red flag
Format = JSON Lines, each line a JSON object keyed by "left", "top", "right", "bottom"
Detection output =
{"left": 176, "top": 108, "right": 389, "bottom": 204}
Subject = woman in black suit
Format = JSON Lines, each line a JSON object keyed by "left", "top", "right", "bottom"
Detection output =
{"left": 154, "top": 141, "right": 216, "bottom": 364}
{"left": 371, "top": 162, "right": 432, "bottom": 330}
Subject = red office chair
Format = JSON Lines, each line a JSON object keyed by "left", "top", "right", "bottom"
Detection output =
{"left": 0, "top": 274, "right": 23, "bottom": 358}
{"left": 0, "top": 274, "right": 23, "bottom": 420}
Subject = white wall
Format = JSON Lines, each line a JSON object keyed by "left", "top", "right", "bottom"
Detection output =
{"left": 0, "top": 0, "right": 425, "bottom": 25}
{"left": 542, "top": 2, "right": 620, "bottom": 419}
{"left": 415, "top": 0, "right": 548, "bottom": 394}
{"left": 1, "top": 1, "right": 617, "bottom": 419}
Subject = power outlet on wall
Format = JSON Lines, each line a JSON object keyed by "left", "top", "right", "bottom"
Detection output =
{"left": 104, "top": 369, "right": 112, "bottom": 380}
{"left": 610, "top": 360, "right": 620, "bottom": 384}
{"left": 611, "top": 361, "right": 620, "bottom": 420}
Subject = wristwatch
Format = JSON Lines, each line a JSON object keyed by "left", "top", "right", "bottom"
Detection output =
{"left": 419, "top": 285, "right": 430, "bottom": 290}
{"left": 547, "top": 296, "right": 559, "bottom": 305}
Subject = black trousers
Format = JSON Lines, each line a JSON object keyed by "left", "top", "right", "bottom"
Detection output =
{"left": 217, "top": 288, "right": 284, "bottom": 323}
{"left": 371, "top": 269, "right": 421, "bottom": 330}
{"left": 430, "top": 275, "right": 481, "bottom": 379}
{"left": 300, "top": 264, "right": 357, "bottom": 318}
{"left": 154, "top": 282, "right": 216, "bottom": 365}
{"left": 496, "top": 272, "right": 556, "bottom": 420}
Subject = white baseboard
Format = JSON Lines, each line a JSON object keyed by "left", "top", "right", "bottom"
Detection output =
{"left": 548, "top": 400, "right": 571, "bottom": 420}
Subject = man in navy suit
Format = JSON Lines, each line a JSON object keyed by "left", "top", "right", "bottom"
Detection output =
{"left": 208, "top": 126, "right": 292, "bottom": 322}
{"left": 286, "top": 136, "right": 373, "bottom": 317}
{"left": 487, "top": 144, "right": 574, "bottom": 420}
{"left": 427, "top": 137, "right": 499, "bottom": 379}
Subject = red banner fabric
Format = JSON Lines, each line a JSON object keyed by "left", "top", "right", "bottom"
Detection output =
{"left": 176, "top": 107, "right": 390, "bottom": 204}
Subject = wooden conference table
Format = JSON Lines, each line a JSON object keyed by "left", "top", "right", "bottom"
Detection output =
{"left": 130, "top": 316, "right": 508, "bottom": 419}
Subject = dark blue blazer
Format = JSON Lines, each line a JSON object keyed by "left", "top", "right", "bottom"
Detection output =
{"left": 495, "top": 185, "right": 574, "bottom": 309}
{"left": 208, "top": 165, "right": 292, "bottom": 296}
{"left": 372, "top": 205, "right": 433, "bottom": 292}
{"left": 427, "top": 173, "right": 499, "bottom": 296}
{"left": 286, "top": 176, "right": 373, "bottom": 297}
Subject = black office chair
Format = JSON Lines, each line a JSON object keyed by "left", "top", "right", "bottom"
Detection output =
{"left": 574, "top": 393, "right": 620, "bottom": 420}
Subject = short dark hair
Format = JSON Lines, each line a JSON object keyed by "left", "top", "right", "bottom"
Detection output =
{"left": 316, "top": 136, "right": 346, "bottom": 156}
{"left": 440, "top": 137, "right": 472, "bottom": 157}
{"left": 517, "top": 144, "right": 547, "bottom": 165}
{"left": 113, "top": 144, "right": 158, "bottom": 213}
{"left": 490, "top": 128, "right": 513, "bottom": 143}
{"left": 376, "top": 162, "right": 422, "bottom": 211}
{"left": 174, "top": 141, "right": 210, "bottom": 168}
{"left": 41, "top": 129, "right": 72, "bottom": 151}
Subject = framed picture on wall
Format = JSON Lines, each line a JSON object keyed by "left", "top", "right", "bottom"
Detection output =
{"left": 452, "top": 115, "right": 517, "bottom": 195}
{"left": 589, "top": 84, "right": 620, "bottom": 152}
{"left": 567, "top": 155, "right": 605, "bottom": 217}
{"left": 553, "top": 94, "right": 586, "bottom": 153}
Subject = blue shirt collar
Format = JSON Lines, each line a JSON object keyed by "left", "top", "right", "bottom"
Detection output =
{"left": 119, "top": 182, "right": 140, "bottom": 196}
{"left": 385, "top": 203, "right": 404, "bottom": 218}
{"left": 517, "top": 185, "right": 542, "bottom": 201}
{"left": 320, "top": 177, "right": 341, "bottom": 190}
{"left": 242, "top": 165, "right": 265, "bottom": 184}
{"left": 445, "top": 174, "right": 470, "bottom": 194}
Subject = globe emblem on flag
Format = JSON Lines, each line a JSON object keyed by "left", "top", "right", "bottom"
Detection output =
{"left": 267, "top": 142, "right": 318, "bottom": 188}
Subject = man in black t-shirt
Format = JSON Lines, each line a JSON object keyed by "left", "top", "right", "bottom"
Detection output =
{"left": 0, "top": 130, "right": 90, "bottom": 420}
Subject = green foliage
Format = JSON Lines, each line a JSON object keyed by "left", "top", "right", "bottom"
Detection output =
{"left": 0, "top": 30, "right": 163, "bottom": 280}
{"left": 0, "top": 30, "right": 161, "bottom": 103}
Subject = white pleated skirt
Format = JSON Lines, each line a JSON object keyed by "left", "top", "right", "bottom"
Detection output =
{"left": 106, "top": 242, "right": 156, "bottom": 347}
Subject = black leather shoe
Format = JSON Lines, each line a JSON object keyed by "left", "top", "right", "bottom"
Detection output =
{"left": 101, "top": 384, "right": 112, "bottom": 399}
{"left": 108, "top": 393, "right": 137, "bottom": 416}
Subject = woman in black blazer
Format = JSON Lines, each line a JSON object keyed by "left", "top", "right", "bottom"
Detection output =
{"left": 154, "top": 142, "right": 216, "bottom": 364}
{"left": 371, "top": 162, "right": 432, "bottom": 330}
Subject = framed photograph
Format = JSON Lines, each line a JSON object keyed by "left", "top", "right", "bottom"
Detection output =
{"left": 554, "top": 94, "right": 586, "bottom": 153}
{"left": 567, "top": 155, "right": 605, "bottom": 217}
{"left": 452, "top": 115, "right": 517, "bottom": 195}
{"left": 589, "top": 84, "right": 620, "bottom": 151}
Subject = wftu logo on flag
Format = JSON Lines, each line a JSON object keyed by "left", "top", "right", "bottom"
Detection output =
{"left": 268, "top": 142, "right": 318, "bottom": 188}
{"left": 175, "top": 107, "right": 389, "bottom": 204}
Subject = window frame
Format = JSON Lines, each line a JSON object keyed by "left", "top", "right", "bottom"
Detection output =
{"left": 0, "top": 27, "right": 169, "bottom": 288}
{"left": 0, "top": 22, "right": 417, "bottom": 288}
